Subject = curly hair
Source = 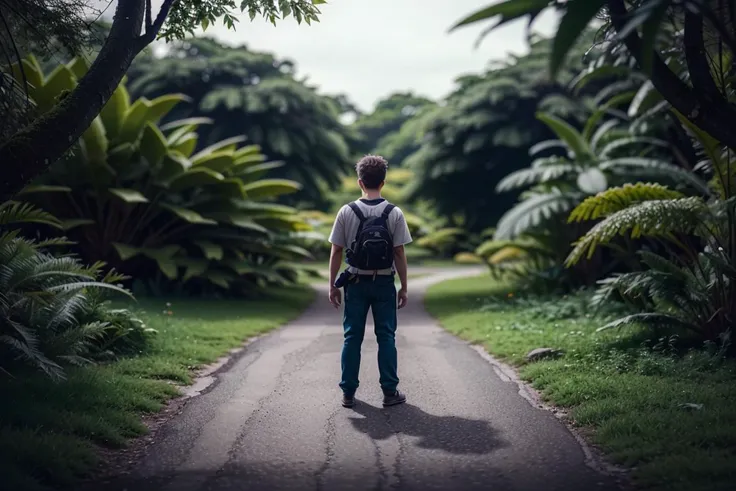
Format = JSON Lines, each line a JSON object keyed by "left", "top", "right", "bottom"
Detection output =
{"left": 355, "top": 155, "right": 388, "bottom": 189}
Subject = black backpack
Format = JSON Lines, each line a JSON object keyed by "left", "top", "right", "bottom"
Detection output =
{"left": 345, "top": 201, "right": 395, "bottom": 271}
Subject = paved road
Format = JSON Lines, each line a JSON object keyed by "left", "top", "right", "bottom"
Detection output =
{"left": 102, "top": 268, "right": 621, "bottom": 491}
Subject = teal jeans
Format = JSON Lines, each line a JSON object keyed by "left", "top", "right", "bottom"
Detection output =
{"left": 340, "top": 275, "right": 399, "bottom": 396}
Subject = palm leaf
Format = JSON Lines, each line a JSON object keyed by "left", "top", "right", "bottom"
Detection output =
{"left": 495, "top": 190, "right": 583, "bottom": 240}
{"left": 496, "top": 164, "right": 579, "bottom": 192}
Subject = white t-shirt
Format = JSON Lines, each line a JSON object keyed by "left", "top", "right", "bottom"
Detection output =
{"left": 328, "top": 198, "right": 413, "bottom": 275}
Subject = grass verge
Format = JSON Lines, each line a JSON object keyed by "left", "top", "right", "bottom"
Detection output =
{"left": 425, "top": 275, "right": 736, "bottom": 491}
{"left": 1, "top": 285, "right": 315, "bottom": 491}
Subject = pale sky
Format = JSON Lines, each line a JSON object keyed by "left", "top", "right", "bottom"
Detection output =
{"left": 102, "top": 0, "right": 559, "bottom": 112}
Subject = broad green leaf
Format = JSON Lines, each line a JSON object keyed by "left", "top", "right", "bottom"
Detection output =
{"left": 192, "top": 151, "right": 235, "bottom": 174}
{"left": 156, "top": 259, "right": 178, "bottom": 280}
{"left": 60, "top": 218, "right": 95, "bottom": 230}
{"left": 10, "top": 58, "right": 43, "bottom": 94}
{"left": 107, "top": 143, "right": 136, "bottom": 169}
{"left": 576, "top": 168, "right": 608, "bottom": 194}
{"left": 146, "top": 94, "right": 191, "bottom": 125}
{"left": 256, "top": 215, "right": 312, "bottom": 232}
{"left": 191, "top": 136, "right": 246, "bottom": 161}
{"left": 450, "top": 0, "right": 548, "bottom": 31}
{"left": 171, "top": 133, "right": 199, "bottom": 157}
{"left": 551, "top": 0, "right": 606, "bottom": 77}
{"left": 628, "top": 81, "right": 663, "bottom": 117}
{"left": 238, "top": 161, "right": 285, "bottom": 182}
{"left": 583, "top": 92, "right": 636, "bottom": 142}
{"left": 160, "top": 117, "right": 214, "bottom": 132}
{"left": 118, "top": 98, "right": 151, "bottom": 143}
{"left": 39, "top": 64, "right": 76, "bottom": 110}
{"left": 215, "top": 213, "right": 270, "bottom": 233}
{"left": 571, "top": 65, "right": 633, "bottom": 93}
{"left": 66, "top": 57, "right": 89, "bottom": 79}
{"left": 231, "top": 200, "right": 296, "bottom": 216}
{"left": 205, "top": 271, "right": 232, "bottom": 289}
{"left": 178, "top": 258, "right": 209, "bottom": 281}
{"left": 140, "top": 123, "right": 168, "bottom": 167}
{"left": 168, "top": 167, "right": 225, "bottom": 190}
{"left": 100, "top": 84, "right": 131, "bottom": 140}
{"left": 143, "top": 245, "right": 181, "bottom": 260}
{"left": 157, "top": 152, "right": 190, "bottom": 182}
{"left": 160, "top": 204, "right": 217, "bottom": 225}
{"left": 670, "top": 109, "right": 721, "bottom": 165}
{"left": 243, "top": 179, "right": 302, "bottom": 199}
{"left": 17, "top": 185, "right": 71, "bottom": 194}
{"left": 193, "top": 240, "right": 224, "bottom": 260}
{"left": 208, "top": 178, "right": 246, "bottom": 199}
{"left": 110, "top": 188, "right": 149, "bottom": 203}
{"left": 233, "top": 144, "right": 263, "bottom": 160}
{"left": 536, "top": 112, "right": 591, "bottom": 159}
{"left": 79, "top": 117, "right": 109, "bottom": 167}
{"left": 112, "top": 243, "right": 141, "bottom": 260}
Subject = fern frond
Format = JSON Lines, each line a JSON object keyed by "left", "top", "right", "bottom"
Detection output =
{"left": 568, "top": 183, "right": 685, "bottom": 223}
{"left": 566, "top": 197, "right": 708, "bottom": 265}
{"left": 0, "top": 201, "right": 62, "bottom": 228}
{"left": 637, "top": 250, "right": 688, "bottom": 278}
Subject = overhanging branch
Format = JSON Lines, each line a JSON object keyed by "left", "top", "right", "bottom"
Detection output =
{"left": 139, "top": 0, "right": 176, "bottom": 47}
{"left": 606, "top": 0, "right": 736, "bottom": 150}
{"left": 684, "top": 10, "right": 722, "bottom": 98}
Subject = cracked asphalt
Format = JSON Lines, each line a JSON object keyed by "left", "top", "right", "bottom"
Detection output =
{"left": 100, "top": 268, "right": 623, "bottom": 491}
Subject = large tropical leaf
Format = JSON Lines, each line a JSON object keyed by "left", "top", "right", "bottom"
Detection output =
{"left": 495, "top": 190, "right": 583, "bottom": 240}
{"left": 243, "top": 179, "right": 301, "bottom": 199}
{"left": 496, "top": 164, "right": 579, "bottom": 192}
{"left": 536, "top": 112, "right": 591, "bottom": 159}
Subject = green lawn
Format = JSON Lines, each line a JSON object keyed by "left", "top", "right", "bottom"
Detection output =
{"left": 0, "top": 286, "right": 315, "bottom": 491}
{"left": 425, "top": 275, "right": 736, "bottom": 491}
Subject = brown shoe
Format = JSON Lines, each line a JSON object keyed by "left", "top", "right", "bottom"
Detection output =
{"left": 382, "top": 390, "right": 406, "bottom": 407}
{"left": 342, "top": 393, "right": 356, "bottom": 408}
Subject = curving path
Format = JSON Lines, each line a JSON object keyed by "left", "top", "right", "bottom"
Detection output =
{"left": 100, "top": 268, "right": 622, "bottom": 491}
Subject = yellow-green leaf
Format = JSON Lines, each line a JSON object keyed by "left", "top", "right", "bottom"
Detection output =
{"left": 110, "top": 188, "right": 149, "bottom": 203}
{"left": 242, "top": 179, "right": 301, "bottom": 199}
{"left": 160, "top": 204, "right": 217, "bottom": 225}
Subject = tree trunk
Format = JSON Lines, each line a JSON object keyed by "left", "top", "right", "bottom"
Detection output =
{"left": 0, "top": 0, "right": 146, "bottom": 202}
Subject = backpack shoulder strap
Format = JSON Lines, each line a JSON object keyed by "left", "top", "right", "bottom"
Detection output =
{"left": 381, "top": 203, "right": 396, "bottom": 220}
{"left": 347, "top": 201, "right": 366, "bottom": 222}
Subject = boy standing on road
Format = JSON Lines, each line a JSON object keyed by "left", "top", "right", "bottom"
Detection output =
{"left": 328, "top": 155, "right": 412, "bottom": 408}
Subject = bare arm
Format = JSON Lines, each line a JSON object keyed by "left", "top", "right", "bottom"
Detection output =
{"left": 329, "top": 244, "right": 344, "bottom": 287}
{"left": 394, "top": 245, "right": 408, "bottom": 309}
{"left": 394, "top": 245, "right": 408, "bottom": 290}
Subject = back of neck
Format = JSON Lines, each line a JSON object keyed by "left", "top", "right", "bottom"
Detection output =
{"left": 361, "top": 191, "right": 382, "bottom": 200}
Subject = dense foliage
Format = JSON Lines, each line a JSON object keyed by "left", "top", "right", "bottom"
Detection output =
{"left": 452, "top": 0, "right": 736, "bottom": 344}
{"left": 350, "top": 92, "right": 436, "bottom": 161}
{"left": 9, "top": 55, "right": 317, "bottom": 296}
{"left": 0, "top": 201, "right": 151, "bottom": 380}
{"left": 125, "top": 38, "right": 355, "bottom": 207}
{"left": 398, "top": 32, "right": 599, "bottom": 233}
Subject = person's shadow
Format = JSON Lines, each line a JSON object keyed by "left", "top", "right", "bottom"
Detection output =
{"left": 348, "top": 402, "right": 506, "bottom": 455}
